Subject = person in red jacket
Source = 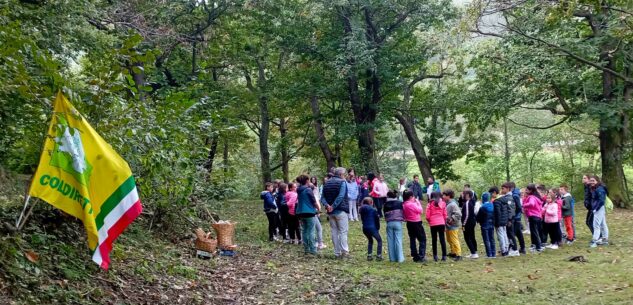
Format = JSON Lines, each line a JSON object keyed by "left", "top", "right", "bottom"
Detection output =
{"left": 425, "top": 191, "right": 447, "bottom": 262}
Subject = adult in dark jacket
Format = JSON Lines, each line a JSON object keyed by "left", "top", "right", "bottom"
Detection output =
{"left": 295, "top": 175, "right": 321, "bottom": 255}
{"left": 321, "top": 167, "right": 350, "bottom": 258}
{"left": 461, "top": 191, "right": 478, "bottom": 258}
{"left": 491, "top": 186, "right": 510, "bottom": 256}
{"left": 406, "top": 175, "right": 424, "bottom": 200}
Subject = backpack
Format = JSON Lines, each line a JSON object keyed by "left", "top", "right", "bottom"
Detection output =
{"left": 605, "top": 196, "right": 614, "bottom": 212}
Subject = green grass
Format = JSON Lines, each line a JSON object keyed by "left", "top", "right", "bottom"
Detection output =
{"left": 2, "top": 187, "right": 632, "bottom": 304}
{"left": 215, "top": 200, "right": 633, "bottom": 304}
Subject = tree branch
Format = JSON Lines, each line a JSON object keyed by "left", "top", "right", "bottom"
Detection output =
{"left": 508, "top": 116, "right": 569, "bottom": 129}
{"left": 505, "top": 25, "right": 633, "bottom": 85}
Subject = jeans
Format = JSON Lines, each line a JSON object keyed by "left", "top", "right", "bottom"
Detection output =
{"left": 363, "top": 228, "right": 383, "bottom": 257}
{"left": 592, "top": 206, "right": 609, "bottom": 242}
{"left": 513, "top": 220, "right": 526, "bottom": 251}
{"left": 528, "top": 216, "right": 543, "bottom": 250}
{"left": 463, "top": 224, "right": 477, "bottom": 255}
{"left": 386, "top": 221, "right": 404, "bottom": 262}
{"left": 506, "top": 222, "right": 517, "bottom": 251}
{"left": 406, "top": 221, "right": 427, "bottom": 261}
{"left": 348, "top": 199, "right": 359, "bottom": 220}
{"left": 446, "top": 229, "right": 461, "bottom": 256}
{"left": 430, "top": 225, "right": 447, "bottom": 258}
{"left": 315, "top": 215, "right": 323, "bottom": 243}
{"left": 496, "top": 226, "right": 508, "bottom": 254}
{"left": 265, "top": 211, "right": 278, "bottom": 240}
{"left": 328, "top": 212, "right": 349, "bottom": 256}
{"left": 300, "top": 216, "right": 317, "bottom": 254}
{"left": 481, "top": 227, "right": 496, "bottom": 257}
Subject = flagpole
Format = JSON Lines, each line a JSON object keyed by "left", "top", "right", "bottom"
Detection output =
{"left": 15, "top": 195, "right": 31, "bottom": 230}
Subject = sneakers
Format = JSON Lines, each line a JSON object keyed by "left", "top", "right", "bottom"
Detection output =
{"left": 447, "top": 253, "right": 457, "bottom": 258}
{"left": 433, "top": 255, "right": 439, "bottom": 262}
{"left": 545, "top": 244, "right": 559, "bottom": 250}
{"left": 519, "top": 249, "right": 526, "bottom": 255}
{"left": 470, "top": 253, "right": 479, "bottom": 259}
{"left": 375, "top": 255, "right": 383, "bottom": 261}
{"left": 508, "top": 250, "right": 520, "bottom": 257}
{"left": 590, "top": 242, "right": 598, "bottom": 248}
{"left": 367, "top": 255, "right": 373, "bottom": 261}
{"left": 453, "top": 256, "right": 463, "bottom": 261}
{"left": 317, "top": 243, "right": 326, "bottom": 249}
{"left": 283, "top": 239, "right": 291, "bottom": 244}
{"left": 565, "top": 240, "right": 574, "bottom": 245}
{"left": 597, "top": 239, "right": 609, "bottom": 245}
{"left": 441, "top": 256, "right": 447, "bottom": 262}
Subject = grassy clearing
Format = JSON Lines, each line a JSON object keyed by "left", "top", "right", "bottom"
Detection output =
{"left": 1, "top": 178, "right": 633, "bottom": 305}
{"left": 215, "top": 200, "right": 633, "bottom": 305}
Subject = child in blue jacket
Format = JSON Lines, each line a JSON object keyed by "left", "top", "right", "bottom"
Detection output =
{"left": 476, "top": 192, "right": 496, "bottom": 258}
{"left": 359, "top": 197, "right": 383, "bottom": 261}
{"left": 261, "top": 182, "right": 278, "bottom": 241}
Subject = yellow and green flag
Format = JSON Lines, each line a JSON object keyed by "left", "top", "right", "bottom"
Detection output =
{"left": 29, "top": 92, "right": 142, "bottom": 270}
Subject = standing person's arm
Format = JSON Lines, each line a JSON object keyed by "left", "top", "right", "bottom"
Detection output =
{"left": 493, "top": 201, "right": 500, "bottom": 226}
{"left": 594, "top": 188, "right": 606, "bottom": 211}
{"left": 425, "top": 204, "right": 431, "bottom": 222}
{"left": 331, "top": 182, "right": 347, "bottom": 210}
{"left": 308, "top": 188, "right": 321, "bottom": 211}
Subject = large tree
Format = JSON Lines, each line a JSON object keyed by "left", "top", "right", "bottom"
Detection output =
{"left": 468, "top": 0, "right": 633, "bottom": 207}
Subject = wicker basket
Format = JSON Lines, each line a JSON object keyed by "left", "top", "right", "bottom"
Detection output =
{"left": 212, "top": 222, "right": 236, "bottom": 249}
{"left": 194, "top": 228, "right": 217, "bottom": 252}
{"left": 195, "top": 238, "right": 217, "bottom": 252}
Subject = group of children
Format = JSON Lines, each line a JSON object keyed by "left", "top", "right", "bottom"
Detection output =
{"left": 262, "top": 171, "right": 611, "bottom": 263}
{"left": 260, "top": 179, "right": 326, "bottom": 249}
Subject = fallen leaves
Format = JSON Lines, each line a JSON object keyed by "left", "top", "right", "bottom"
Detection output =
{"left": 24, "top": 250, "right": 38, "bottom": 263}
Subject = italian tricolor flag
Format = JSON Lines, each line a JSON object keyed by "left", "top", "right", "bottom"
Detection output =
{"left": 91, "top": 176, "right": 142, "bottom": 269}
{"left": 29, "top": 92, "right": 142, "bottom": 270}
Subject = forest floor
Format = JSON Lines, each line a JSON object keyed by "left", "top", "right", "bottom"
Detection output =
{"left": 1, "top": 178, "right": 633, "bottom": 304}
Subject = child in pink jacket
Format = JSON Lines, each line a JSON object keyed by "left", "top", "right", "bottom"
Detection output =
{"left": 403, "top": 190, "right": 427, "bottom": 262}
{"left": 523, "top": 184, "right": 544, "bottom": 252}
{"left": 543, "top": 190, "right": 562, "bottom": 249}
{"left": 425, "top": 191, "right": 447, "bottom": 261}
{"left": 284, "top": 183, "right": 301, "bottom": 244}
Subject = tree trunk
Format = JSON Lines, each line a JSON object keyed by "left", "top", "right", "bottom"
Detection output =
{"left": 395, "top": 113, "right": 433, "bottom": 181}
{"left": 128, "top": 61, "right": 145, "bottom": 101}
{"left": 503, "top": 116, "right": 511, "bottom": 182}
{"left": 341, "top": 8, "right": 379, "bottom": 174}
{"left": 258, "top": 94, "right": 272, "bottom": 186}
{"left": 529, "top": 151, "right": 538, "bottom": 184}
{"left": 222, "top": 138, "right": 229, "bottom": 183}
{"left": 598, "top": 36, "right": 629, "bottom": 207}
{"left": 279, "top": 117, "right": 289, "bottom": 183}
{"left": 309, "top": 96, "right": 336, "bottom": 170}
{"left": 204, "top": 135, "right": 219, "bottom": 177}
